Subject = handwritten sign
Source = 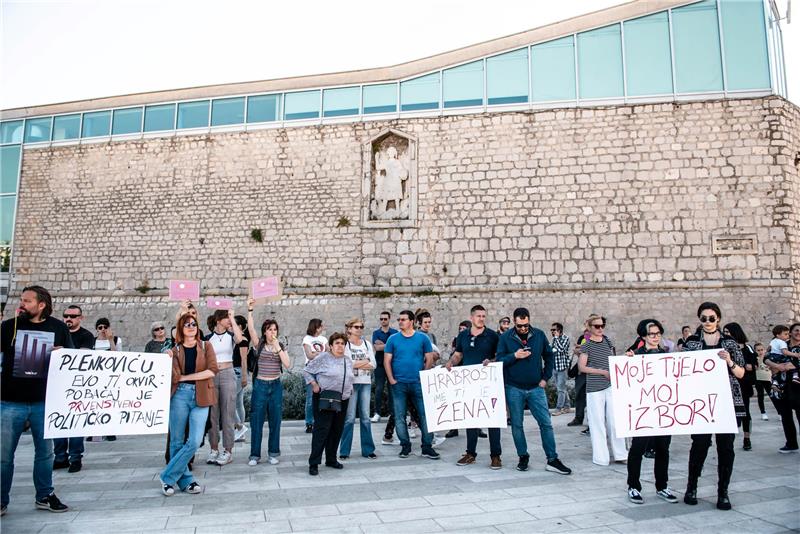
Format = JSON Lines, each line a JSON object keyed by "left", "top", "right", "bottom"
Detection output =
{"left": 206, "top": 296, "right": 233, "bottom": 310}
{"left": 44, "top": 349, "right": 171, "bottom": 438}
{"left": 169, "top": 279, "right": 200, "bottom": 301}
{"left": 609, "top": 350, "right": 737, "bottom": 438}
{"left": 251, "top": 276, "right": 281, "bottom": 301}
{"left": 419, "top": 363, "right": 507, "bottom": 432}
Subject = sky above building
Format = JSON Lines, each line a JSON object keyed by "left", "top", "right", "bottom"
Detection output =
{"left": 0, "top": 0, "right": 796, "bottom": 110}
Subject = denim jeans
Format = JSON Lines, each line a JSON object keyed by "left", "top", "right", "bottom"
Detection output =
{"left": 339, "top": 383, "right": 376, "bottom": 457}
{"left": 506, "top": 385, "right": 559, "bottom": 460}
{"left": 53, "top": 436, "right": 85, "bottom": 463}
{"left": 391, "top": 381, "right": 432, "bottom": 448}
{"left": 234, "top": 367, "right": 246, "bottom": 425}
{"left": 250, "top": 377, "right": 283, "bottom": 460}
{"left": 304, "top": 381, "right": 314, "bottom": 426}
{"left": 160, "top": 384, "right": 208, "bottom": 490}
{"left": 1, "top": 401, "right": 54, "bottom": 506}
{"left": 554, "top": 370, "right": 571, "bottom": 410}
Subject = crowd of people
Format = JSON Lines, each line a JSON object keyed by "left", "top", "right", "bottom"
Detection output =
{"left": 1, "top": 284, "right": 798, "bottom": 517}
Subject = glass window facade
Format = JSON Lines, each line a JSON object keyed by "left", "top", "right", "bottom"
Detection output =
{"left": 112, "top": 107, "right": 143, "bottom": 135}
{"left": 624, "top": 12, "right": 673, "bottom": 96}
{"left": 0, "top": 195, "right": 15, "bottom": 243}
{"left": 531, "top": 36, "right": 576, "bottom": 102}
{"left": 284, "top": 91, "right": 320, "bottom": 120}
{"left": 1, "top": 145, "right": 21, "bottom": 194}
{"left": 363, "top": 84, "right": 397, "bottom": 114}
{"left": 81, "top": 111, "right": 111, "bottom": 138}
{"left": 323, "top": 87, "right": 360, "bottom": 117}
{"left": 443, "top": 61, "right": 483, "bottom": 108}
{"left": 24, "top": 117, "right": 52, "bottom": 143}
{"left": 487, "top": 49, "right": 528, "bottom": 105}
{"left": 177, "top": 101, "right": 210, "bottom": 129}
{"left": 247, "top": 94, "right": 279, "bottom": 123}
{"left": 672, "top": 0, "right": 723, "bottom": 93}
{"left": 144, "top": 104, "right": 175, "bottom": 132}
{"left": 211, "top": 97, "right": 245, "bottom": 126}
{"left": 720, "top": 0, "right": 770, "bottom": 90}
{"left": 577, "top": 24, "right": 623, "bottom": 99}
{"left": 52, "top": 115, "right": 81, "bottom": 140}
{"left": 0, "top": 121, "right": 23, "bottom": 144}
{"left": 401, "top": 73, "right": 440, "bottom": 111}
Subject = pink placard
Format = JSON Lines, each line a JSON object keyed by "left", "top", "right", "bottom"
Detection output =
{"left": 168, "top": 280, "right": 200, "bottom": 301}
{"left": 251, "top": 276, "right": 280, "bottom": 300}
{"left": 206, "top": 297, "right": 233, "bottom": 310}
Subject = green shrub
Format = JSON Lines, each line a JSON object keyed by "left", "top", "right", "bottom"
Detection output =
{"left": 242, "top": 371, "right": 307, "bottom": 421}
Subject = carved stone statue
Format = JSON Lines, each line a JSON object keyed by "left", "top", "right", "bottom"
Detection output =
{"left": 363, "top": 128, "right": 417, "bottom": 227}
{"left": 374, "top": 146, "right": 409, "bottom": 218}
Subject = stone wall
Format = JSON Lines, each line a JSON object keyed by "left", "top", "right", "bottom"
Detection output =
{"left": 10, "top": 96, "right": 798, "bottom": 351}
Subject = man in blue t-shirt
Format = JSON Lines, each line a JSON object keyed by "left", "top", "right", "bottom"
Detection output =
{"left": 384, "top": 310, "right": 439, "bottom": 460}
{"left": 371, "top": 311, "right": 398, "bottom": 426}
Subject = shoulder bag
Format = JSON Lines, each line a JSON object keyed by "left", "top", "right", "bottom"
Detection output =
{"left": 319, "top": 357, "right": 346, "bottom": 413}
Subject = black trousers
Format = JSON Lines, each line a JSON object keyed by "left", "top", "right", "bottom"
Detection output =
{"left": 688, "top": 432, "right": 736, "bottom": 492}
{"left": 373, "top": 364, "right": 392, "bottom": 417}
{"left": 309, "top": 394, "right": 349, "bottom": 466}
{"left": 384, "top": 398, "right": 420, "bottom": 438}
{"left": 573, "top": 373, "right": 586, "bottom": 423}
{"left": 742, "top": 389, "right": 753, "bottom": 433}
{"left": 754, "top": 380, "right": 770, "bottom": 413}
{"left": 627, "top": 435, "right": 671, "bottom": 491}
{"left": 771, "top": 395, "right": 800, "bottom": 449}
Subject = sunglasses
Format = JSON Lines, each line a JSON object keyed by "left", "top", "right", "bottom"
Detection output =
{"left": 550, "top": 329, "right": 558, "bottom": 332}
{"left": 352, "top": 325, "right": 364, "bottom": 329}
{"left": 699, "top": 315, "right": 717, "bottom": 323}
{"left": 152, "top": 326, "right": 165, "bottom": 332}
{"left": 63, "top": 313, "right": 81, "bottom": 319}
{"left": 591, "top": 323, "right": 605, "bottom": 329}
{"left": 184, "top": 322, "right": 198, "bottom": 328}
{"left": 96, "top": 325, "right": 108, "bottom": 330}
{"left": 515, "top": 324, "right": 530, "bottom": 330}
{"left": 380, "top": 317, "right": 389, "bottom": 321}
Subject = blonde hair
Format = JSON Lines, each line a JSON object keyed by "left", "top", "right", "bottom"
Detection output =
{"left": 345, "top": 317, "right": 364, "bottom": 329}
{"left": 585, "top": 314, "right": 604, "bottom": 329}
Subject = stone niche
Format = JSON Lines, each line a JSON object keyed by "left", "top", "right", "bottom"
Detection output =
{"left": 361, "top": 128, "right": 418, "bottom": 228}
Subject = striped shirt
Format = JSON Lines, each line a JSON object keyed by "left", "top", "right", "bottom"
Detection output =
{"left": 580, "top": 337, "right": 616, "bottom": 393}
{"left": 257, "top": 344, "right": 283, "bottom": 379}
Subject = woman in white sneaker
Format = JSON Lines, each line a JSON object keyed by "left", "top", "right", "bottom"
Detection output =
{"left": 623, "top": 322, "right": 677, "bottom": 505}
{"left": 339, "top": 318, "right": 377, "bottom": 460}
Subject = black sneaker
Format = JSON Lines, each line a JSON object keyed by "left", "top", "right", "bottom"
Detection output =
{"left": 546, "top": 458, "right": 572, "bottom": 475}
{"left": 628, "top": 488, "right": 644, "bottom": 504}
{"left": 778, "top": 446, "right": 799, "bottom": 454}
{"left": 445, "top": 429, "right": 459, "bottom": 438}
{"left": 516, "top": 455, "right": 530, "bottom": 472}
{"left": 1, "top": 504, "right": 7, "bottom": 516}
{"left": 478, "top": 430, "right": 488, "bottom": 438}
{"left": 309, "top": 465, "right": 319, "bottom": 476}
{"left": 305, "top": 424, "right": 313, "bottom": 434}
{"left": 159, "top": 477, "right": 175, "bottom": 496}
{"left": 106, "top": 435, "right": 117, "bottom": 441}
{"left": 566, "top": 419, "right": 583, "bottom": 427}
{"left": 421, "top": 447, "right": 441, "bottom": 460}
{"left": 399, "top": 445, "right": 411, "bottom": 458}
{"left": 35, "top": 493, "right": 69, "bottom": 513}
{"left": 643, "top": 449, "right": 656, "bottom": 459}
{"left": 580, "top": 428, "right": 590, "bottom": 436}
{"left": 68, "top": 461, "right": 82, "bottom": 473}
{"left": 52, "top": 459, "right": 70, "bottom": 470}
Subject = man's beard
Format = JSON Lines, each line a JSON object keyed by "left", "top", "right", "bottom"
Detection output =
{"left": 17, "top": 308, "right": 33, "bottom": 320}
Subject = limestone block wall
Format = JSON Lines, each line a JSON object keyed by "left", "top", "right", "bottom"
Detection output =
{"left": 10, "top": 96, "right": 799, "bottom": 350}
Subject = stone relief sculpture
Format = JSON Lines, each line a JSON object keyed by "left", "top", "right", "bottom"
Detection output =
{"left": 373, "top": 146, "right": 409, "bottom": 218}
{"left": 364, "top": 129, "right": 417, "bottom": 226}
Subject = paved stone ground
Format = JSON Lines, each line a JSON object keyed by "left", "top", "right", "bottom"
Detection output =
{"left": 1, "top": 407, "right": 798, "bottom": 534}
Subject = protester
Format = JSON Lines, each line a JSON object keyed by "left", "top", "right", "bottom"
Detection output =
{"left": 93, "top": 317, "right": 120, "bottom": 441}
{"left": 567, "top": 329, "right": 589, "bottom": 429}
{"left": 447, "top": 305, "right": 502, "bottom": 468}
{"left": 204, "top": 309, "right": 245, "bottom": 466}
{"left": 232, "top": 315, "right": 250, "bottom": 442}
{"left": 496, "top": 307, "right": 571, "bottom": 475}
{"left": 302, "top": 319, "right": 327, "bottom": 433}
{"left": 681, "top": 302, "right": 745, "bottom": 510}
{"left": 160, "top": 313, "right": 218, "bottom": 496}
{"left": 444, "top": 319, "right": 472, "bottom": 439}
{"left": 339, "top": 318, "right": 377, "bottom": 460}
{"left": 371, "top": 311, "right": 397, "bottom": 424}
{"left": 246, "top": 308, "right": 291, "bottom": 466}
{"left": 550, "top": 322, "right": 572, "bottom": 415}
{"left": 578, "top": 314, "right": 626, "bottom": 465}
{"left": 1, "top": 286, "right": 73, "bottom": 515}
{"left": 497, "top": 317, "right": 510, "bottom": 335}
{"left": 768, "top": 325, "right": 799, "bottom": 385}
{"left": 145, "top": 321, "right": 171, "bottom": 354}
{"left": 623, "top": 322, "right": 677, "bottom": 504}
{"left": 753, "top": 342, "right": 771, "bottom": 420}
{"left": 304, "top": 332, "right": 354, "bottom": 475}
{"left": 676, "top": 325, "right": 692, "bottom": 349}
{"left": 53, "top": 304, "right": 94, "bottom": 473}
{"left": 724, "top": 322, "right": 757, "bottom": 450}
{"left": 764, "top": 322, "right": 800, "bottom": 454}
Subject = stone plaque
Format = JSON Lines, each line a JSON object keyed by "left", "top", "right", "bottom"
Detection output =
{"left": 712, "top": 235, "right": 757, "bottom": 255}
{"left": 362, "top": 128, "right": 417, "bottom": 228}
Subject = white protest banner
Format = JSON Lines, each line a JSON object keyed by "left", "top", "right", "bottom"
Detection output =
{"left": 44, "top": 349, "right": 171, "bottom": 438}
{"left": 420, "top": 362, "right": 507, "bottom": 432}
{"left": 609, "top": 349, "right": 737, "bottom": 438}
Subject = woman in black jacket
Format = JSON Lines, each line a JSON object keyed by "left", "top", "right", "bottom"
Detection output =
{"left": 723, "top": 322, "right": 757, "bottom": 451}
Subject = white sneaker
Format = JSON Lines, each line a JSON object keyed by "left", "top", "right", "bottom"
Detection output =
{"left": 206, "top": 450, "right": 219, "bottom": 464}
{"left": 234, "top": 425, "right": 249, "bottom": 442}
{"left": 247, "top": 458, "right": 258, "bottom": 467}
{"left": 370, "top": 414, "right": 381, "bottom": 423}
{"left": 216, "top": 451, "right": 232, "bottom": 465}
{"left": 408, "top": 424, "right": 418, "bottom": 439}
{"left": 761, "top": 413, "right": 769, "bottom": 421}
{"left": 382, "top": 436, "right": 400, "bottom": 445}
{"left": 267, "top": 456, "right": 279, "bottom": 465}
{"left": 432, "top": 435, "right": 446, "bottom": 448}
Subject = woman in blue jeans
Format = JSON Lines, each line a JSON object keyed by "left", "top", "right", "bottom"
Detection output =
{"left": 160, "top": 314, "right": 218, "bottom": 496}
{"left": 339, "top": 317, "right": 377, "bottom": 460}
{"left": 246, "top": 308, "right": 291, "bottom": 466}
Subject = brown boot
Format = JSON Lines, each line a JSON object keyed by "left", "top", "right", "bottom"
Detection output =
{"left": 490, "top": 455, "right": 502, "bottom": 470}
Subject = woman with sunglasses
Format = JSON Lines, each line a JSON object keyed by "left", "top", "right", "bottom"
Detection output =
{"left": 578, "top": 314, "right": 627, "bottom": 466}
{"left": 338, "top": 318, "right": 377, "bottom": 460}
{"left": 681, "top": 302, "right": 745, "bottom": 510}
{"left": 145, "top": 322, "right": 171, "bottom": 354}
{"left": 160, "top": 314, "right": 218, "bottom": 496}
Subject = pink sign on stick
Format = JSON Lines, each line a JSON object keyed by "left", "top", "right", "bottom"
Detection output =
{"left": 168, "top": 280, "right": 200, "bottom": 301}
{"left": 251, "top": 276, "right": 281, "bottom": 300}
{"left": 206, "top": 297, "right": 234, "bottom": 310}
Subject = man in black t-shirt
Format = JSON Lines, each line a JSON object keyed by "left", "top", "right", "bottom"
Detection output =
{"left": 1, "top": 286, "right": 73, "bottom": 516}
{"left": 53, "top": 304, "right": 94, "bottom": 473}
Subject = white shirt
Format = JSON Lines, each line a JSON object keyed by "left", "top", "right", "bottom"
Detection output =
{"left": 94, "top": 337, "right": 122, "bottom": 351}
{"left": 302, "top": 335, "right": 328, "bottom": 365}
{"left": 344, "top": 339, "right": 376, "bottom": 384}
{"left": 769, "top": 338, "right": 788, "bottom": 355}
{"left": 207, "top": 330, "right": 236, "bottom": 364}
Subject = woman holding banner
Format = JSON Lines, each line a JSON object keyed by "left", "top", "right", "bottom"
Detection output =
{"left": 160, "top": 313, "right": 218, "bottom": 496}
{"left": 681, "top": 302, "right": 744, "bottom": 511}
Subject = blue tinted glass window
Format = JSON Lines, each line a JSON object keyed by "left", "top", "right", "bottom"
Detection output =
{"left": 247, "top": 95, "right": 279, "bottom": 123}
{"left": 112, "top": 107, "right": 142, "bottom": 135}
{"left": 211, "top": 97, "right": 245, "bottom": 126}
{"left": 284, "top": 91, "right": 320, "bottom": 120}
{"left": 0, "top": 121, "right": 23, "bottom": 144}
{"left": 720, "top": 0, "right": 770, "bottom": 90}
{"left": 144, "top": 104, "right": 175, "bottom": 132}
{"left": 323, "top": 87, "right": 360, "bottom": 117}
{"left": 1, "top": 145, "right": 21, "bottom": 194}
{"left": 0, "top": 195, "right": 15, "bottom": 243}
{"left": 577, "top": 24, "right": 623, "bottom": 99}
{"left": 672, "top": 0, "right": 723, "bottom": 92}
{"left": 24, "top": 117, "right": 52, "bottom": 143}
{"left": 52, "top": 115, "right": 81, "bottom": 140}
{"left": 624, "top": 12, "right": 673, "bottom": 96}
{"left": 531, "top": 36, "right": 576, "bottom": 101}
{"left": 81, "top": 111, "right": 111, "bottom": 138}
{"left": 363, "top": 84, "right": 397, "bottom": 114}
{"left": 443, "top": 61, "right": 483, "bottom": 108}
{"left": 400, "top": 73, "right": 440, "bottom": 111}
{"left": 486, "top": 49, "right": 528, "bottom": 105}
{"left": 177, "top": 101, "right": 210, "bottom": 129}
